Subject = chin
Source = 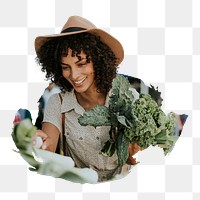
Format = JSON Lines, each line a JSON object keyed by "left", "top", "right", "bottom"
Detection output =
{"left": 73, "top": 83, "right": 95, "bottom": 94}
{"left": 74, "top": 86, "right": 88, "bottom": 93}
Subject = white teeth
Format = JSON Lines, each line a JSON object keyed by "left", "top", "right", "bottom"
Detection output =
{"left": 74, "top": 78, "right": 86, "bottom": 84}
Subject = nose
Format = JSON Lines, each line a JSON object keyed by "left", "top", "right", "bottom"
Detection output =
{"left": 70, "top": 68, "right": 80, "bottom": 80}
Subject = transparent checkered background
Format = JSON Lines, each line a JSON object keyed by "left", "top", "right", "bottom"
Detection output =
{"left": 0, "top": 0, "right": 199, "bottom": 199}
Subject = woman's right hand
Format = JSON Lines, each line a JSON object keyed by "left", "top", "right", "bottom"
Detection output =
{"left": 33, "top": 129, "right": 48, "bottom": 150}
{"left": 33, "top": 122, "right": 60, "bottom": 152}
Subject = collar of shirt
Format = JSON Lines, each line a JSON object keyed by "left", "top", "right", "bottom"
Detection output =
{"left": 60, "top": 89, "right": 110, "bottom": 115}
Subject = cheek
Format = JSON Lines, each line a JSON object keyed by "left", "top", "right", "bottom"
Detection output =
{"left": 87, "top": 70, "right": 95, "bottom": 79}
{"left": 89, "top": 70, "right": 95, "bottom": 75}
{"left": 62, "top": 71, "right": 70, "bottom": 79}
{"left": 86, "top": 65, "right": 95, "bottom": 75}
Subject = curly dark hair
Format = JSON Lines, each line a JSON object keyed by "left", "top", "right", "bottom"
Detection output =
{"left": 36, "top": 32, "right": 119, "bottom": 94}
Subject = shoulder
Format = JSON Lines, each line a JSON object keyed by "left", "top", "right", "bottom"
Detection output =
{"left": 47, "top": 90, "right": 71, "bottom": 100}
{"left": 47, "top": 93, "right": 60, "bottom": 104}
{"left": 59, "top": 90, "right": 74, "bottom": 100}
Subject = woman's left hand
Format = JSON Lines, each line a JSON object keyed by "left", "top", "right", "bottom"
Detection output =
{"left": 126, "top": 143, "right": 144, "bottom": 165}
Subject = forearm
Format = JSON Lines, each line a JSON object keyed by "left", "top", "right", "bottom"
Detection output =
{"left": 41, "top": 122, "right": 60, "bottom": 152}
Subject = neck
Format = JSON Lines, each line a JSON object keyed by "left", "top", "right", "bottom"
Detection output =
{"left": 75, "top": 90, "right": 106, "bottom": 110}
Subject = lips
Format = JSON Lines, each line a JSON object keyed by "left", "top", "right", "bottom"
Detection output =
{"left": 73, "top": 77, "right": 86, "bottom": 86}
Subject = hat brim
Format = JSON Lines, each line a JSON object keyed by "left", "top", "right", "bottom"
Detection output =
{"left": 35, "top": 28, "right": 124, "bottom": 65}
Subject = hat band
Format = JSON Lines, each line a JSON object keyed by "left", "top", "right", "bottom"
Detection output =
{"left": 61, "top": 27, "right": 87, "bottom": 33}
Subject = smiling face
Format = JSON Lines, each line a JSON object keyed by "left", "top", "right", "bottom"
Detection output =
{"left": 61, "top": 49, "right": 96, "bottom": 94}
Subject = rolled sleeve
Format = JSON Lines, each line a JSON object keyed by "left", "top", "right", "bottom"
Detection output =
{"left": 43, "top": 93, "right": 62, "bottom": 133}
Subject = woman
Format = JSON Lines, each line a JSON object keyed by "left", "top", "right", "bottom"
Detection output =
{"left": 34, "top": 16, "right": 141, "bottom": 182}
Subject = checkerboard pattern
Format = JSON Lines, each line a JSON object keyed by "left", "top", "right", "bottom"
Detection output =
{"left": 0, "top": 0, "right": 199, "bottom": 199}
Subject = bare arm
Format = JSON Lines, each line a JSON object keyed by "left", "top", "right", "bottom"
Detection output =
{"left": 34, "top": 122, "right": 60, "bottom": 152}
{"left": 33, "top": 94, "right": 62, "bottom": 152}
{"left": 42, "top": 122, "right": 60, "bottom": 152}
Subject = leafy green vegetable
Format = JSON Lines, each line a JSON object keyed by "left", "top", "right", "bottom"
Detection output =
{"left": 12, "top": 119, "right": 37, "bottom": 152}
{"left": 108, "top": 75, "right": 135, "bottom": 129}
{"left": 116, "top": 130, "right": 129, "bottom": 166}
{"left": 12, "top": 119, "right": 98, "bottom": 184}
{"left": 78, "top": 74, "right": 178, "bottom": 166}
{"left": 78, "top": 105, "right": 111, "bottom": 127}
{"left": 126, "top": 94, "right": 177, "bottom": 151}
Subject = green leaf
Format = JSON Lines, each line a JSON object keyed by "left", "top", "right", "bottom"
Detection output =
{"left": 155, "top": 131, "right": 168, "bottom": 141}
{"left": 78, "top": 105, "right": 111, "bottom": 127}
{"left": 34, "top": 148, "right": 75, "bottom": 169}
{"left": 59, "top": 167, "right": 98, "bottom": 184}
{"left": 116, "top": 131, "right": 129, "bottom": 166}
{"left": 35, "top": 149, "right": 98, "bottom": 183}
{"left": 109, "top": 75, "right": 135, "bottom": 121}
{"left": 168, "top": 135, "right": 179, "bottom": 142}
{"left": 117, "top": 115, "right": 129, "bottom": 127}
{"left": 12, "top": 119, "right": 99, "bottom": 184}
{"left": 12, "top": 119, "right": 37, "bottom": 151}
{"left": 15, "top": 149, "right": 40, "bottom": 169}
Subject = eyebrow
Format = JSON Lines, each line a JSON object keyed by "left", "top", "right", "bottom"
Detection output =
{"left": 61, "top": 58, "right": 86, "bottom": 66}
{"left": 61, "top": 62, "right": 70, "bottom": 66}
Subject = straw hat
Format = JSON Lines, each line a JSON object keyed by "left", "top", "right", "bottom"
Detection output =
{"left": 35, "top": 16, "right": 124, "bottom": 64}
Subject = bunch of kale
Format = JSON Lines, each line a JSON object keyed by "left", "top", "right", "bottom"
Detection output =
{"left": 78, "top": 75, "right": 178, "bottom": 166}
